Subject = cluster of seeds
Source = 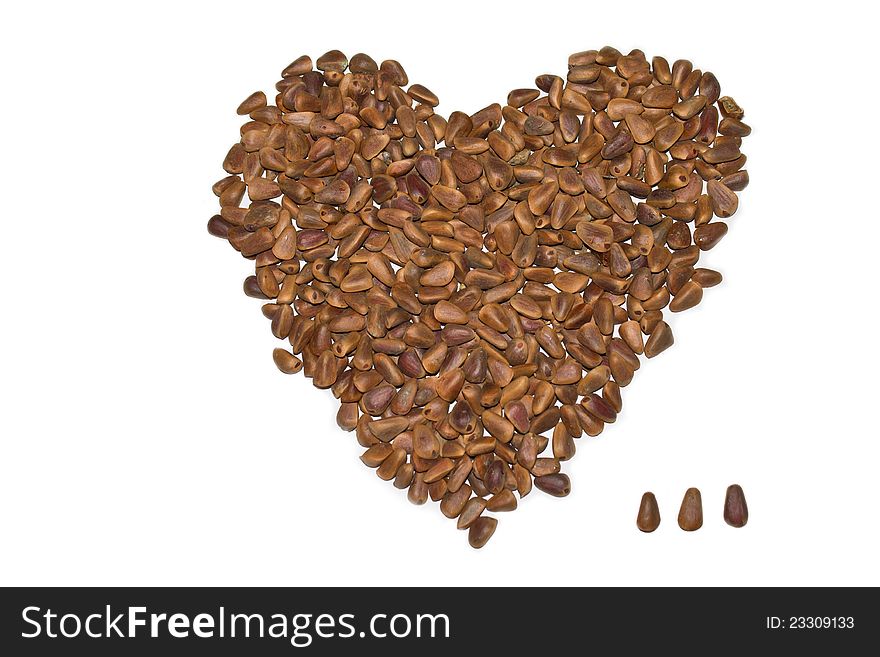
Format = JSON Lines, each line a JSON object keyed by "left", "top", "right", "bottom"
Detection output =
{"left": 208, "top": 47, "right": 750, "bottom": 548}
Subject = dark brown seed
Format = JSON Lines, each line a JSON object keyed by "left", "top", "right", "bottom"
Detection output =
{"left": 637, "top": 492, "right": 661, "bottom": 532}
{"left": 440, "top": 484, "right": 473, "bottom": 519}
{"left": 552, "top": 422, "right": 576, "bottom": 460}
{"left": 625, "top": 112, "right": 656, "bottom": 144}
{"left": 434, "top": 300, "right": 468, "bottom": 324}
{"left": 376, "top": 447, "right": 406, "bottom": 481}
{"left": 316, "top": 49, "right": 348, "bottom": 72}
{"left": 424, "top": 458, "right": 455, "bottom": 484}
{"left": 207, "top": 215, "right": 232, "bottom": 239}
{"left": 361, "top": 443, "right": 394, "bottom": 468}
{"left": 642, "top": 85, "right": 678, "bottom": 108}
{"left": 468, "top": 516, "right": 498, "bottom": 548}
{"left": 380, "top": 59, "right": 408, "bottom": 85}
{"left": 706, "top": 180, "right": 738, "bottom": 218}
{"left": 483, "top": 412, "right": 514, "bottom": 443}
{"left": 408, "top": 84, "right": 439, "bottom": 107}
{"left": 272, "top": 348, "right": 302, "bottom": 374}
{"left": 694, "top": 222, "right": 729, "bottom": 250}
{"left": 601, "top": 128, "right": 634, "bottom": 159}
{"left": 456, "top": 497, "right": 487, "bottom": 529}
{"left": 719, "top": 117, "right": 751, "bottom": 138}
{"left": 644, "top": 321, "right": 674, "bottom": 358}
{"left": 699, "top": 72, "right": 721, "bottom": 104}
{"left": 408, "top": 474, "right": 428, "bottom": 505}
{"left": 447, "top": 456, "right": 473, "bottom": 493}
{"left": 248, "top": 178, "right": 281, "bottom": 201}
{"left": 678, "top": 488, "right": 703, "bottom": 531}
{"left": 524, "top": 116, "right": 555, "bottom": 136}
{"left": 369, "top": 417, "right": 409, "bottom": 442}
{"left": 721, "top": 170, "right": 749, "bottom": 192}
{"left": 692, "top": 268, "right": 723, "bottom": 287}
{"left": 486, "top": 489, "right": 518, "bottom": 512}
{"left": 508, "top": 88, "right": 540, "bottom": 108}
{"left": 349, "top": 53, "right": 378, "bottom": 73}
{"left": 237, "top": 91, "right": 266, "bottom": 115}
{"left": 724, "top": 484, "right": 749, "bottom": 528}
{"left": 393, "top": 463, "right": 414, "bottom": 490}
{"left": 362, "top": 384, "right": 396, "bottom": 415}
{"left": 582, "top": 393, "right": 617, "bottom": 423}
{"left": 654, "top": 121, "right": 684, "bottom": 152}
{"left": 312, "top": 352, "right": 338, "bottom": 389}
{"left": 485, "top": 459, "right": 507, "bottom": 494}
{"left": 413, "top": 424, "right": 440, "bottom": 459}
{"left": 576, "top": 220, "right": 614, "bottom": 252}
{"left": 669, "top": 280, "right": 703, "bottom": 312}
{"left": 534, "top": 473, "right": 571, "bottom": 497}
{"left": 652, "top": 56, "right": 671, "bottom": 83}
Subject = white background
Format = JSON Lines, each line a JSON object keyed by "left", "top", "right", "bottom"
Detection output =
{"left": 2, "top": 0, "right": 877, "bottom": 587}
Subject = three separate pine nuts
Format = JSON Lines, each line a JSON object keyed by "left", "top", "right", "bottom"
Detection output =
{"left": 637, "top": 485, "right": 748, "bottom": 532}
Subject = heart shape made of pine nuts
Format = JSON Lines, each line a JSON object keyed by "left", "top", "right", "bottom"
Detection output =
{"left": 207, "top": 47, "right": 750, "bottom": 549}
